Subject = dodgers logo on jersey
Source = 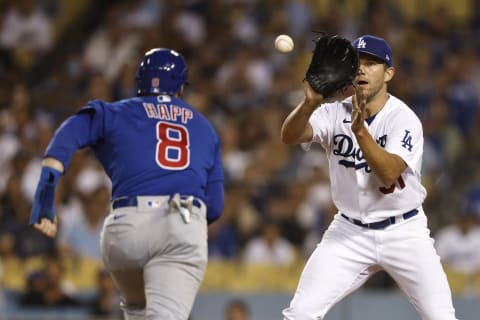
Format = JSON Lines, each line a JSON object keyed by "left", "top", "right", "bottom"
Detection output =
{"left": 333, "top": 134, "right": 387, "bottom": 173}
{"left": 401, "top": 130, "right": 413, "bottom": 151}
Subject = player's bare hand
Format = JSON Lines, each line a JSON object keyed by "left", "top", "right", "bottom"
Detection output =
{"left": 33, "top": 217, "right": 58, "bottom": 238}
{"left": 351, "top": 88, "right": 368, "bottom": 133}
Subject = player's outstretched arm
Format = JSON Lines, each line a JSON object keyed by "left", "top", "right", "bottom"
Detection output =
{"left": 280, "top": 83, "right": 320, "bottom": 144}
{"left": 29, "top": 107, "right": 100, "bottom": 237}
{"left": 30, "top": 157, "right": 64, "bottom": 238}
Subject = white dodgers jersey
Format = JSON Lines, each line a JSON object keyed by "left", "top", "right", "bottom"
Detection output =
{"left": 303, "top": 95, "right": 427, "bottom": 222}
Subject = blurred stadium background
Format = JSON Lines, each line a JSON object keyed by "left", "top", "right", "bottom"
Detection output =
{"left": 0, "top": 0, "right": 479, "bottom": 319}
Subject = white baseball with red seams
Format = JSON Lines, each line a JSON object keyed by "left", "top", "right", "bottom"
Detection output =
{"left": 275, "top": 34, "right": 294, "bottom": 53}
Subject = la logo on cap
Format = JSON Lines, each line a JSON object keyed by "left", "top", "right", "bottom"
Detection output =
{"left": 357, "top": 38, "right": 366, "bottom": 49}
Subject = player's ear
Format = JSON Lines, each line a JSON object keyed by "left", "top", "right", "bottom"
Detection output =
{"left": 384, "top": 66, "right": 394, "bottom": 83}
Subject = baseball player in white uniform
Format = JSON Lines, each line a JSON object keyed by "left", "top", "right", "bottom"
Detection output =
{"left": 280, "top": 35, "right": 457, "bottom": 320}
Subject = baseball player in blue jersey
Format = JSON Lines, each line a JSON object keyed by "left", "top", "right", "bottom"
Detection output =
{"left": 29, "top": 48, "right": 225, "bottom": 320}
{"left": 281, "top": 35, "right": 457, "bottom": 319}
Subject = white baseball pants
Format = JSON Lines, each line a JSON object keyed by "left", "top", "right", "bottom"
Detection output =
{"left": 282, "top": 210, "right": 457, "bottom": 320}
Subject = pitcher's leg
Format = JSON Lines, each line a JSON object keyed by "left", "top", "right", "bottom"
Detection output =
{"left": 283, "top": 217, "right": 378, "bottom": 320}
{"left": 382, "top": 217, "right": 457, "bottom": 320}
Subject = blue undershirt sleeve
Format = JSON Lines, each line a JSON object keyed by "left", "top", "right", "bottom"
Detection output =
{"left": 44, "top": 108, "right": 100, "bottom": 170}
{"left": 205, "top": 179, "right": 224, "bottom": 224}
{"left": 205, "top": 140, "right": 225, "bottom": 224}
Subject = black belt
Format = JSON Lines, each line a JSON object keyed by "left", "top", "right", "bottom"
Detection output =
{"left": 341, "top": 209, "right": 418, "bottom": 230}
{"left": 112, "top": 196, "right": 202, "bottom": 210}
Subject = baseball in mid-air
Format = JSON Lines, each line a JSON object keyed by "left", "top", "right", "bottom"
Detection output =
{"left": 275, "top": 34, "right": 294, "bottom": 53}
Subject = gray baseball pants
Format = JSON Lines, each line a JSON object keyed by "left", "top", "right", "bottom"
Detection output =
{"left": 100, "top": 195, "right": 207, "bottom": 320}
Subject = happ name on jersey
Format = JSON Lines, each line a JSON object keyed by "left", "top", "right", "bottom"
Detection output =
{"left": 143, "top": 103, "right": 193, "bottom": 124}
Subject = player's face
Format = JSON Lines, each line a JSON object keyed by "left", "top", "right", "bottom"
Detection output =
{"left": 355, "top": 54, "right": 393, "bottom": 102}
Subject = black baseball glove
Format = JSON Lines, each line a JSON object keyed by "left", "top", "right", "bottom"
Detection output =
{"left": 305, "top": 33, "right": 359, "bottom": 98}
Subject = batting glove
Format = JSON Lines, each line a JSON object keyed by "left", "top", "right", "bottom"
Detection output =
{"left": 29, "top": 166, "right": 62, "bottom": 225}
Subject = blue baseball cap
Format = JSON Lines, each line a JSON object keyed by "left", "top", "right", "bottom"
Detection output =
{"left": 352, "top": 35, "right": 393, "bottom": 67}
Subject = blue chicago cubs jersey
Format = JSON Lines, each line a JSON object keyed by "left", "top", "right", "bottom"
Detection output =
{"left": 45, "top": 95, "right": 224, "bottom": 209}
